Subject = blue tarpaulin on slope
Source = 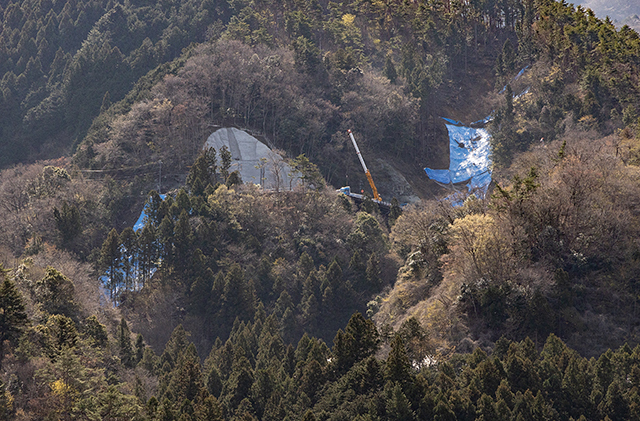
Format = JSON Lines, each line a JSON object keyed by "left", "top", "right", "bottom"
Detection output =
{"left": 102, "top": 193, "right": 167, "bottom": 305}
{"left": 499, "top": 65, "right": 530, "bottom": 94}
{"left": 424, "top": 168, "right": 451, "bottom": 184}
{"left": 442, "top": 117, "right": 464, "bottom": 126}
{"left": 424, "top": 119, "right": 492, "bottom": 202}
{"left": 133, "top": 194, "right": 166, "bottom": 231}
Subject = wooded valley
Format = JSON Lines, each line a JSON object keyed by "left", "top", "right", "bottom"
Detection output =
{"left": 3, "top": 0, "right": 640, "bottom": 419}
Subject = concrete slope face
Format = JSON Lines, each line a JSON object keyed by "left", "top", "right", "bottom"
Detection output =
{"left": 204, "top": 128, "right": 298, "bottom": 190}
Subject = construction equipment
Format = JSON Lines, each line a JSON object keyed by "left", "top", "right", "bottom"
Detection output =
{"left": 347, "top": 129, "right": 381, "bottom": 201}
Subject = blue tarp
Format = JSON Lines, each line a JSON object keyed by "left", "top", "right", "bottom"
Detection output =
{"left": 515, "top": 87, "right": 530, "bottom": 99}
{"left": 133, "top": 194, "right": 166, "bottom": 231}
{"left": 499, "top": 65, "right": 530, "bottom": 94}
{"left": 471, "top": 116, "right": 493, "bottom": 126}
{"left": 103, "top": 194, "right": 167, "bottom": 304}
{"left": 442, "top": 117, "right": 464, "bottom": 125}
{"left": 424, "top": 168, "right": 451, "bottom": 184}
{"left": 424, "top": 118, "right": 492, "bottom": 202}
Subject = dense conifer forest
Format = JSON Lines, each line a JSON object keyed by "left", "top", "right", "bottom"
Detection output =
{"left": 3, "top": 0, "right": 640, "bottom": 419}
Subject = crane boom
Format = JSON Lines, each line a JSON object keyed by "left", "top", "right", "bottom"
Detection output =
{"left": 348, "top": 129, "right": 381, "bottom": 201}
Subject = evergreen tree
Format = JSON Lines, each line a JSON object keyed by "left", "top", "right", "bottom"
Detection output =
{"left": 302, "top": 410, "right": 316, "bottom": 421}
{"left": 0, "top": 266, "right": 28, "bottom": 368}
{"left": 226, "top": 170, "right": 242, "bottom": 187}
{"left": 384, "top": 53, "right": 398, "bottom": 84}
{"left": 222, "top": 264, "right": 255, "bottom": 322}
{"left": 345, "top": 312, "right": 379, "bottom": 362}
{"left": 120, "top": 227, "right": 138, "bottom": 291}
{"left": 36, "top": 267, "right": 76, "bottom": 317}
{"left": 42, "top": 314, "right": 78, "bottom": 357}
{"left": 173, "top": 210, "right": 192, "bottom": 273}
{"left": 292, "top": 154, "right": 325, "bottom": 191}
{"left": 158, "top": 216, "right": 175, "bottom": 268}
{"left": 146, "top": 190, "right": 164, "bottom": 227}
{"left": 366, "top": 252, "right": 381, "bottom": 290}
{"left": 195, "top": 396, "right": 223, "bottom": 420}
{"left": 0, "top": 377, "right": 12, "bottom": 420}
{"left": 220, "top": 145, "right": 232, "bottom": 183}
{"left": 389, "top": 198, "right": 402, "bottom": 226}
{"left": 187, "top": 148, "right": 217, "bottom": 195}
{"left": 501, "top": 39, "right": 516, "bottom": 73}
{"left": 53, "top": 201, "right": 82, "bottom": 248}
{"left": 135, "top": 334, "right": 145, "bottom": 364}
{"left": 386, "top": 382, "right": 414, "bottom": 421}
{"left": 138, "top": 223, "right": 157, "bottom": 285}
{"left": 119, "top": 318, "right": 135, "bottom": 368}
{"left": 167, "top": 343, "right": 204, "bottom": 403}
{"left": 85, "top": 315, "right": 108, "bottom": 348}
{"left": 385, "top": 334, "right": 411, "bottom": 384}
{"left": 100, "top": 228, "right": 122, "bottom": 302}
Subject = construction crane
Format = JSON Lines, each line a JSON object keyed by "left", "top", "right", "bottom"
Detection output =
{"left": 347, "top": 129, "right": 381, "bottom": 201}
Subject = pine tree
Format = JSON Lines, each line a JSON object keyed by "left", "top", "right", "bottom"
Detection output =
{"left": 0, "top": 266, "right": 28, "bottom": 368}
{"left": 195, "top": 396, "right": 223, "bottom": 420}
{"left": 119, "top": 318, "right": 135, "bottom": 368}
{"left": 42, "top": 314, "right": 78, "bottom": 357}
{"left": 158, "top": 216, "right": 175, "bottom": 269}
{"left": 292, "top": 154, "right": 325, "bottom": 191}
{"left": 100, "top": 228, "right": 122, "bottom": 302}
{"left": 222, "top": 264, "right": 255, "bottom": 322}
{"left": 389, "top": 198, "right": 402, "bottom": 226}
{"left": 167, "top": 343, "right": 204, "bottom": 403}
{"left": 220, "top": 145, "right": 232, "bottom": 183}
{"left": 366, "top": 252, "right": 381, "bottom": 290}
{"left": 302, "top": 410, "right": 316, "bottom": 421}
{"left": 85, "top": 315, "right": 108, "bottom": 347}
{"left": 386, "top": 382, "right": 414, "bottom": 421}
{"left": 187, "top": 148, "right": 217, "bottom": 196}
{"left": 53, "top": 201, "right": 81, "bottom": 248}
{"left": 146, "top": 190, "right": 163, "bottom": 227}
{"left": 0, "top": 377, "right": 13, "bottom": 420}
{"left": 385, "top": 334, "right": 411, "bottom": 384}
{"left": 138, "top": 223, "right": 157, "bottom": 285}
{"left": 120, "top": 227, "right": 138, "bottom": 291}
{"left": 476, "top": 393, "right": 499, "bottom": 421}
{"left": 173, "top": 210, "right": 192, "bottom": 273}
{"left": 135, "top": 334, "right": 145, "bottom": 364}
{"left": 384, "top": 53, "right": 398, "bottom": 84}
{"left": 36, "top": 267, "right": 76, "bottom": 317}
{"left": 298, "top": 252, "right": 315, "bottom": 279}
{"left": 345, "top": 312, "right": 379, "bottom": 362}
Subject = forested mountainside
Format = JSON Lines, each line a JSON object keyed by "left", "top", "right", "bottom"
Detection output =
{"left": 575, "top": 0, "right": 640, "bottom": 31}
{"left": 4, "top": 0, "right": 640, "bottom": 419}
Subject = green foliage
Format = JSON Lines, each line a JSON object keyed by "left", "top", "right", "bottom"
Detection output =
{"left": 119, "top": 318, "right": 135, "bottom": 368}
{"left": 187, "top": 148, "right": 218, "bottom": 196}
{"left": 0, "top": 378, "right": 12, "bottom": 421}
{"left": 7, "top": 1, "right": 640, "bottom": 418}
{"left": 40, "top": 314, "right": 79, "bottom": 358}
{"left": 292, "top": 154, "right": 325, "bottom": 191}
{"left": 35, "top": 267, "right": 77, "bottom": 317}
{"left": 84, "top": 315, "right": 108, "bottom": 348}
{"left": 348, "top": 212, "right": 388, "bottom": 258}
{"left": 53, "top": 201, "right": 82, "bottom": 248}
{"left": 385, "top": 335, "right": 411, "bottom": 384}
{"left": 0, "top": 266, "right": 28, "bottom": 366}
{"left": 99, "top": 228, "right": 122, "bottom": 302}
{"left": 384, "top": 53, "right": 398, "bottom": 84}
